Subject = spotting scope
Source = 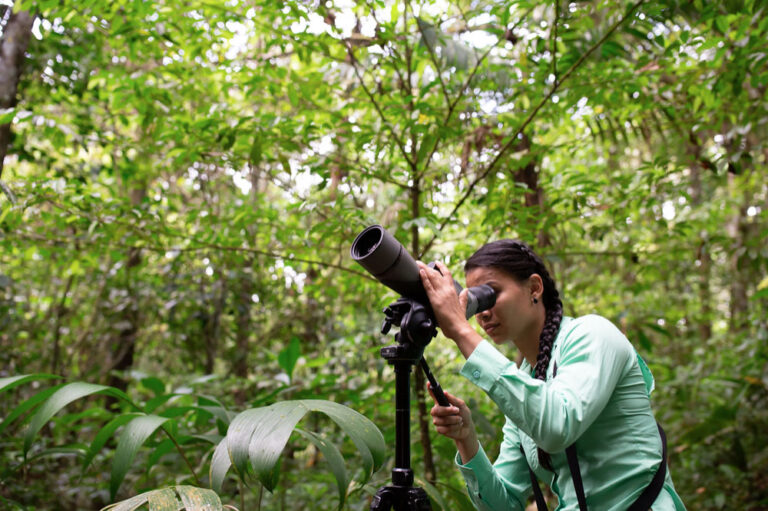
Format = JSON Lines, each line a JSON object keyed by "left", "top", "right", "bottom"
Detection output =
{"left": 350, "top": 225, "right": 496, "bottom": 322}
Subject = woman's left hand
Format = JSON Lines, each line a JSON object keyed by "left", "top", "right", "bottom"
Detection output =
{"left": 417, "top": 261, "right": 472, "bottom": 341}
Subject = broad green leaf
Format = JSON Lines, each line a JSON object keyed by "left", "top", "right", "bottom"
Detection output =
{"left": 414, "top": 477, "right": 449, "bottom": 510}
{"left": 140, "top": 377, "right": 165, "bottom": 396}
{"left": 101, "top": 491, "right": 149, "bottom": 511}
{"left": 0, "top": 108, "right": 15, "bottom": 124}
{"left": 295, "top": 428, "right": 347, "bottom": 510}
{"left": 147, "top": 487, "right": 178, "bottom": 510}
{"left": 24, "top": 383, "right": 134, "bottom": 455}
{"left": 82, "top": 413, "right": 142, "bottom": 476}
{"left": 225, "top": 400, "right": 384, "bottom": 492}
{"left": 0, "top": 384, "right": 64, "bottom": 436}
{"left": 428, "top": 480, "right": 477, "bottom": 511}
{"left": 277, "top": 337, "right": 301, "bottom": 381}
{"left": 176, "top": 485, "right": 223, "bottom": 510}
{"left": 209, "top": 438, "right": 232, "bottom": 493}
{"left": 245, "top": 403, "right": 307, "bottom": 489}
{"left": 101, "top": 486, "right": 224, "bottom": 511}
{"left": 301, "top": 400, "right": 386, "bottom": 480}
{"left": 0, "top": 373, "right": 58, "bottom": 394}
{"left": 27, "top": 445, "right": 87, "bottom": 463}
{"left": 110, "top": 415, "right": 172, "bottom": 499}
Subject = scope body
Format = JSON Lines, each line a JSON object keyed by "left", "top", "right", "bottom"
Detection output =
{"left": 351, "top": 225, "right": 495, "bottom": 319}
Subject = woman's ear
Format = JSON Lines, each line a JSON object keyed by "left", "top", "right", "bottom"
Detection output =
{"left": 529, "top": 273, "right": 544, "bottom": 299}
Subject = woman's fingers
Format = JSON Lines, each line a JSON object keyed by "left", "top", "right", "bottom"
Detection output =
{"left": 443, "top": 390, "right": 466, "bottom": 408}
{"left": 434, "top": 261, "right": 452, "bottom": 280}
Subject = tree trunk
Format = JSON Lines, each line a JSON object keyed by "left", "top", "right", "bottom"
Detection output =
{"left": 512, "top": 133, "right": 549, "bottom": 248}
{"left": 107, "top": 187, "right": 145, "bottom": 397}
{"left": 233, "top": 265, "right": 254, "bottom": 380}
{"left": 0, "top": 7, "right": 34, "bottom": 178}
{"left": 51, "top": 275, "right": 75, "bottom": 376}
{"left": 689, "top": 159, "right": 712, "bottom": 341}
{"left": 204, "top": 278, "right": 227, "bottom": 374}
{"left": 410, "top": 180, "right": 438, "bottom": 484}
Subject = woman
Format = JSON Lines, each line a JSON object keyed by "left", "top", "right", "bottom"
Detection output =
{"left": 417, "top": 240, "right": 686, "bottom": 510}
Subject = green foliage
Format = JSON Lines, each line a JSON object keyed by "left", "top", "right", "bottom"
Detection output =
{"left": 0, "top": 373, "right": 385, "bottom": 509}
{"left": 1, "top": 0, "right": 767, "bottom": 508}
{"left": 102, "top": 486, "right": 232, "bottom": 511}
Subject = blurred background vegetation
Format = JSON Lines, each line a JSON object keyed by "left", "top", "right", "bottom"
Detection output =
{"left": 1, "top": 0, "right": 766, "bottom": 509}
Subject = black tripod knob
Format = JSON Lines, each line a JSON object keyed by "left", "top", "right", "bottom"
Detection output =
{"left": 370, "top": 485, "right": 432, "bottom": 511}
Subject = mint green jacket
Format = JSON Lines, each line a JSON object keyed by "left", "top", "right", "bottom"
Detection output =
{"left": 456, "top": 315, "right": 686, "bottom": 511}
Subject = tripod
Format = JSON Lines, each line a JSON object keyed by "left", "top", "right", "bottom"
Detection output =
{"left": 370, "top": 297, "right": 449, "bottom": 511}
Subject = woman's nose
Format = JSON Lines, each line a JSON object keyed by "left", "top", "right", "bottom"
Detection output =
{"left": 477, "top": 308, "right": 492, "bottom": 321}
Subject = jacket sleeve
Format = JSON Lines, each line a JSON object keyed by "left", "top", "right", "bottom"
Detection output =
{"left": 456, "top": 419, "right": 531, "bottom": 511}
{"left": 460, "top": 315, "right": 635, "bottom": 453}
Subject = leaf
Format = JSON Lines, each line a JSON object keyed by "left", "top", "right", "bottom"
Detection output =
{"left": 101, "top": 491, "right": 150, "bottom": 511}
{"left": 102, "top": 486, "right": 224, "bottom": 511}
{"left": 110, "top": 415, "right": 172, "bottom": 499}
{"left": 147, "top": 487, "right": 179, "bottom": 510}
{"left": 27, "top": 445, "right": 87, "bottom": 463}
{"left": 277, "top": 337, "right": 301, "bottom": 381}
{"left": 295, "top": 428, "right": 348, "bottom": 510}
{"left": 0, "top": 384, "right": 65, "bottom": 436}
{"left": 24, "top": 382, "right": 134, "bottom": 455}
{"left": 0, "top": 108, "right": 15, "bottom": 124}
{"left": 140, "top": 377, "right": 165, "bottom": 396}
{"left": 209, "top": 438, "right": 232, "bottom": 493}
{"left": 82, "top": 413, "right": 142, "bottom": 476}
{"left": 431, "top": 481, "right": 477, "bottom": 511}
{"left": 414, "top": 477, "right": 449, "bottom": 510}
{"left": 0, "top": 373, "right": 58, "bottom": 394}
{"left": 0, "top": 179, "right": 18, "bottom": 205}
{"left": 224, "top": 400, "right": 384, "bottom": 492}
{"left": 176, "top": 485, "right": 223, "bottom": 510}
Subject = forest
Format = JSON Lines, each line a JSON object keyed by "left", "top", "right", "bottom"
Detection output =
{"left": 1, "top": 0, "right": 767, "bottom": 509}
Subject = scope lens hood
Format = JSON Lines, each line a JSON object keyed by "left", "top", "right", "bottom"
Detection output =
{"left": 351, "top": 225, "right": 402, "bottom": 276}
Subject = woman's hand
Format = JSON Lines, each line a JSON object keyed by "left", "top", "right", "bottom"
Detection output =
{"left": 417, "top": 261, "right": 472, "bottom": 341}
{"left": 428, "top": 384, "right": 479, "bottom": 462}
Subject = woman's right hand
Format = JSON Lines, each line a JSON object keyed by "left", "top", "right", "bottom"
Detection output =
{"left": 428, "top": 385, "right": 475, "bottom": 441}
{"left": 429, "top": 385, "right": 480, "bottom": 462}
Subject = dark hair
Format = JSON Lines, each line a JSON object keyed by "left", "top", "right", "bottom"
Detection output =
{"left": 465, "top": 239, "right": 563, "bottom": 471}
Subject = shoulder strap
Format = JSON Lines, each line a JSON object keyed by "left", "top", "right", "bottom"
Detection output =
{"left": 563, "top": 423, "right": 668, "bottom": 511}
{"left": 627, "top": 423, "right": 668, "bottom": 511}
{"left": 566, "top": 445, "right": 588, "bottom": 511}
{"left": 520, "top": 445, "right": 548, "bottom": 511}
{"left": 528, "top": 362, "right": 668, "bottom": 511}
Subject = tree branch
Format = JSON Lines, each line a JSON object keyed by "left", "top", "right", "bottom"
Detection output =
{"left": 415, "top": 6, "right": 535, "bottom": 183}
{"left": 345, "top": 42, "right": 415, "bottom": 170}
{"left": 419, "top": 0, "right": 646, "bottom": 257}
{"left": 10, "top": 229, "right": 374, "bottom": 280}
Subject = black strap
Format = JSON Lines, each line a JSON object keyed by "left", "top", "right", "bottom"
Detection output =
{"left": 627, "top": 423, "right": 668, "bottom": 511}
{"left": 521, "top": 445, "right": 548, "bottom": 511}
{"left": 566, "top": 444, "right": 588, "bottom": 511}
{"left": 521, "top": 423, "right": 668, "bottom": 511}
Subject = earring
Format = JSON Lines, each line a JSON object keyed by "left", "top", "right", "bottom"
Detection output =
{"left": 532, "top": 297, "right": 538, "bottom": 304}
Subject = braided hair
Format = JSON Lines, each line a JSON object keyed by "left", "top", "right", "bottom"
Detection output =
{"left": 465, "top": 240, "right": 563, "bottom": 471}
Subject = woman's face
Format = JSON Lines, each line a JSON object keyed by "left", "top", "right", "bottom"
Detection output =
{"left": 465, "top": 266, "right": 540, "bottom": 345}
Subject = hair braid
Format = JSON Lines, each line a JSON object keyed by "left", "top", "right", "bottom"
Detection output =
{"left": 465, "top": 240, "right": 564, "bottom": 471}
